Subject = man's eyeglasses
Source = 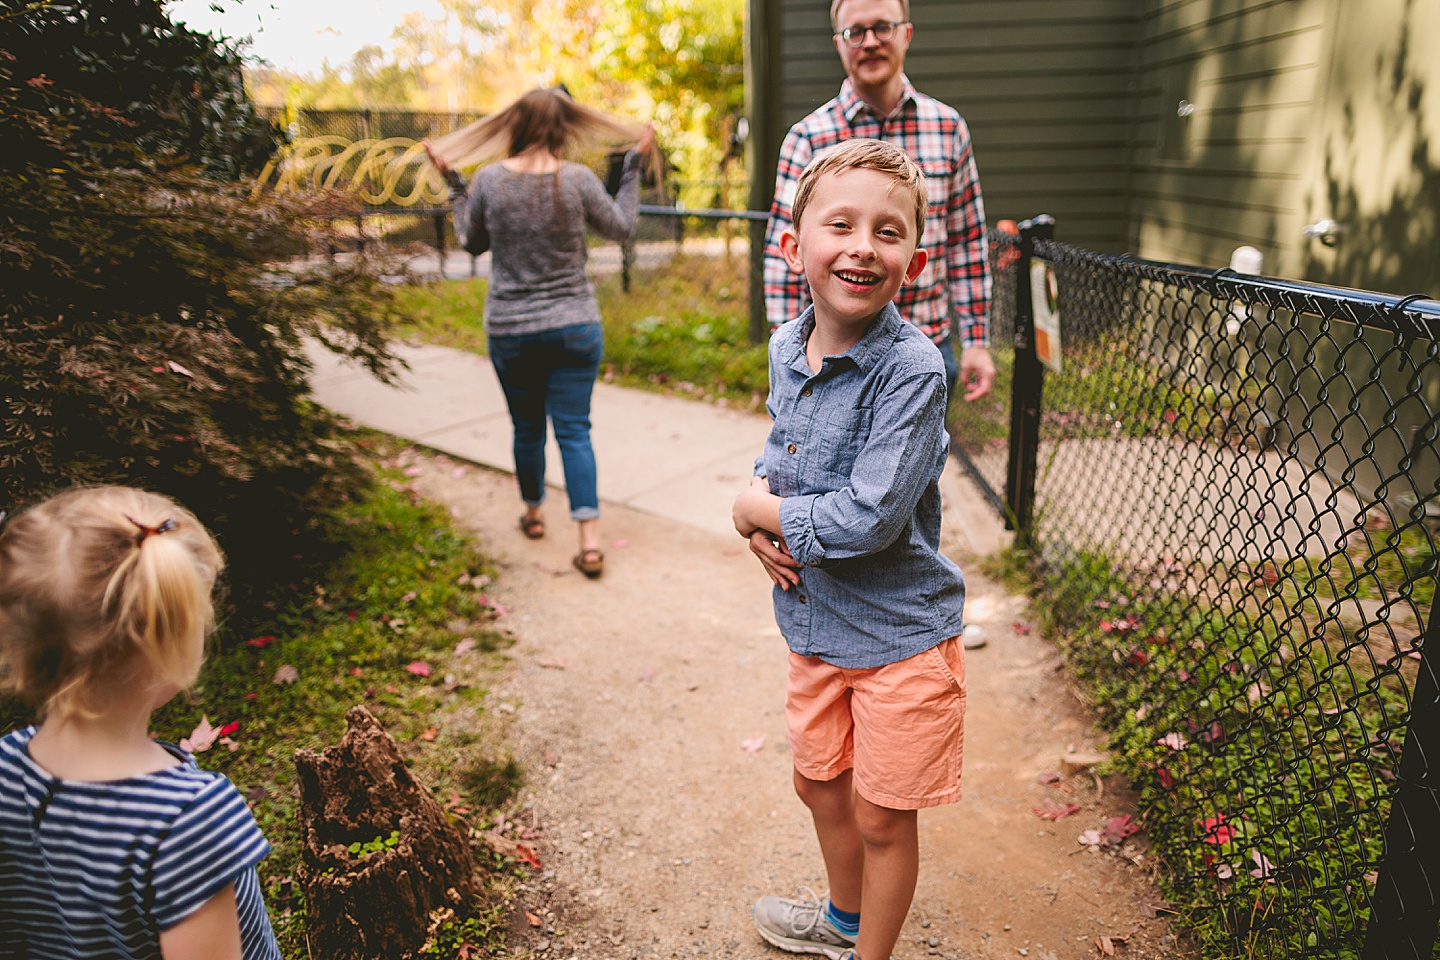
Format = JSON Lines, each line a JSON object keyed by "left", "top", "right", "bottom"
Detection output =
{"left": 836, "top": 20, "right": 907, "bottom": 47}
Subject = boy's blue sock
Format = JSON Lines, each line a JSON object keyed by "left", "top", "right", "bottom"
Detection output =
{"left": 825, "top": 900, "right": 861, "bottom": 937}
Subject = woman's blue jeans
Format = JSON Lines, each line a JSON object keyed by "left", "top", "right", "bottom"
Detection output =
{"left": 488, "top": 322, "right": 603, "bottom": 521}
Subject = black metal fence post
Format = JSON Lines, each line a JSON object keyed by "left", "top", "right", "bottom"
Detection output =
{"left": 1363, "top": 594, "right": 1440, "bottom": 959}
{"left": 433, "top": 212, "right": 446, "bottom": 279}
{"left": 1004, "top": 215, "right": 1054, "bottom": 544}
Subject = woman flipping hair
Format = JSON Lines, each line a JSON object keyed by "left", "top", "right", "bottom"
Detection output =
{"left": 424, "top": 88, "right": 657, "bottom": 580}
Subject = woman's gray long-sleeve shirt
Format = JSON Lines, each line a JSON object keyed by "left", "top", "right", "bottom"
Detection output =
{"left": 446, "top": 151, "right": 642, "bottom": 337}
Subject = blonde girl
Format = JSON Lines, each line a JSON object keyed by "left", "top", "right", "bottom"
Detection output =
{"left": 0, "top": 486, "right": 279, "bottom": 960}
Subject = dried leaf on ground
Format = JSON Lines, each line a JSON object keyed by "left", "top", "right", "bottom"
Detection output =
{"left": 1101, "top": 815, "right": 1140, "bottom": 845}
{"left": 525, "top": 910, "right": 543, "bottom": 927}
{"left": 455, "top": 638, "right": 477, "bottom": 655}
{"left": 273, "top": 664, "right": 299, "bottom": 684}
{"left": 420, "top": 727, "right": 437, "bottom": 741}
{"left": 515, "top": 842, "right": 542, "bottom": 869}
{"left": 741, "top": 736, "right": 766, "bottom": 753}
{"left": 1096, "top": 933, "right": 1129, "bottom": 956}
{"left": 181, "top": 716, "right": 222, "bottom": 753}
{"left": 1201, "top": 813, "right": 1235, "bottom": 844}
{"left": 538, "top": 659, "right": 568, "bottom": 670}
{"left": 1033, "top": 799, "right": 1082, "bottom": 820}
{"left": 482, "top": 830, "right": 517, "bottom": 857}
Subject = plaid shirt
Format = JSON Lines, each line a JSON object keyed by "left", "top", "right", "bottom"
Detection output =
{"left": 763, "top": 77, "right": 991, "bottom": 347}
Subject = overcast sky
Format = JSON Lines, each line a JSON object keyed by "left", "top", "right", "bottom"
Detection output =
{"left": 167, "top": 0, "right": 449, "bottom": 75}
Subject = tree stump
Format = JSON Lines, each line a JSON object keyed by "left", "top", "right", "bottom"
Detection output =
{"left": 294, "top": 706, "right": 478, "bottom": 960}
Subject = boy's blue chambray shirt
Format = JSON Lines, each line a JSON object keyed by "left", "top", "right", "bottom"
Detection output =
{"left": 757, "top": 302, "right": 966, "bottom": 669}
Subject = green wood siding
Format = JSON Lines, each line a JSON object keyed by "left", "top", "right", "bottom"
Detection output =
{"left": 753, "top": 0, "right": 1439, "bottom": 293}
{"left": 755, "top": 0, "right": 1144, "bottom": 252}
{"left": 1128, "top": 0, "right": 1330, "bottom": 269}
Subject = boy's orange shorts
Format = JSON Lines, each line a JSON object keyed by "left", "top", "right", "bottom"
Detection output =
{"left": 786, "top": 636, "right": 966, "bottom": 810}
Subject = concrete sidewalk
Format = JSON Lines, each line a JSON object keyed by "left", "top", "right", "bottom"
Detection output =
{"left": 306, "top": 339, "right": 1010, "bottom": 552}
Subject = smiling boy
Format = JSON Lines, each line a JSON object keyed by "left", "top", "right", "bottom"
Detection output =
{"left": 733, "top": 139, "right": 968, "bottom": 960}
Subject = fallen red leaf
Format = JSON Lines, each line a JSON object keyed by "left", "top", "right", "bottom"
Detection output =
{"left": 406, "top": 661, "right": 431, "bottom": 677}
{"left": 1011, "top": 622, "right": 1033, "bottom": 635}
{"left": 420, "top": 727, "right": 437, "bottom": 741}
{"left": 1201, "top": 813, "right": 1235, "bottom": 844}
{"left": 246, "top": 635, "right": 277, "bottom": 648}
{"left": 216, "top": 721, "right": 240, "bottom": 738}
{"left": 515, "top": 842, "right": 542, "bottom": 869}
{"left": 1101, "top": 814, "right": 1140, "bottom": 845}
{"left": 1032, "top": 799, "right": 1082, "bottom": 820}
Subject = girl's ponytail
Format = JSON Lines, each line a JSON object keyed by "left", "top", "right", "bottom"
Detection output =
{"left": 0, "top": 487, "right": 224, "bottom": 719}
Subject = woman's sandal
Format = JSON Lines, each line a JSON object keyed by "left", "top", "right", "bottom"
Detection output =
{"left": 519, "top": 514, "right": 545, "bottom": 540}
{"left": 572, "top": 548, "right": 605, "bottom": 579}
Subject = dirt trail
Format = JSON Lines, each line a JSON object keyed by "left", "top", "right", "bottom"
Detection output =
{"left": 411, "top": 454, "right": 1190, "bottom": 960}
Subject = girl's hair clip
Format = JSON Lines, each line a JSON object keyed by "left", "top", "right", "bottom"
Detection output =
{"left": 124, "top": 514, "right": 177, "bottom": 546}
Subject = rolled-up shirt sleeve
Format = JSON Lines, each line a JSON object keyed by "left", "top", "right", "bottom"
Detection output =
{"left": 778, "top": 370, "right": 949, "bottom": 565}
{"left": 444, "top": 169, "right": 490, "bottom": 255}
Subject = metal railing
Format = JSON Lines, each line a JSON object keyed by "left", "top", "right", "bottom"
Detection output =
{"left": 953, "top": 217, "right": 1440, "bottom": 958}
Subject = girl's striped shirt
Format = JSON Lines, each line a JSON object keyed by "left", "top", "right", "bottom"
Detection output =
{"left": 0, "top": 726, "right": 280, "bottom": 959}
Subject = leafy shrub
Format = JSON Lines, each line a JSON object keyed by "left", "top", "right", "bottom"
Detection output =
{"left": 3, "top": 0, "right": 280, "bottom": 179}
{"left": 0, "top": 5, "right": 407, "bottom": 602}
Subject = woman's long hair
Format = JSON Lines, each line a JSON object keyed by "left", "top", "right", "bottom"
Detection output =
{"left": 429, "top": 87, "right": 661, "bottom": 179}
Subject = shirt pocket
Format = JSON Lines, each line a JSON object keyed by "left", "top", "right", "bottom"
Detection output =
{"left": 810, "top": 406, "right": 874, "bottom": 483}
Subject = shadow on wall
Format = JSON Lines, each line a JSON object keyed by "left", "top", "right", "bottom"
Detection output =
{"left": 1306, "top": 13, "right": 1440, "bottom": 298}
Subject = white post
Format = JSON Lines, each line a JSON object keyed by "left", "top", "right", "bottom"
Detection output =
{"left": 1227, "top": 246, "right": 1263, "bottom": 336}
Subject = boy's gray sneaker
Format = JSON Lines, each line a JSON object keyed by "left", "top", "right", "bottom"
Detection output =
{"left": 752, "top": 888, "right": 857, "bottom": 958}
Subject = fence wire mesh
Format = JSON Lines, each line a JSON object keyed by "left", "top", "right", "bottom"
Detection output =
{"left": 256, "top": 105, "right": 485, "bottom": 142}
{"left": 966, "top": 228, "right": 1439, "bottom": 958}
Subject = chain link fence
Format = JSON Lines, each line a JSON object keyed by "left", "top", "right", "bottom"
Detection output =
{"left": 256, "top": 105, "right": 485, "bottom": 143}
{"left": 955, "top": 219, "right": 1439, "bottom": 958}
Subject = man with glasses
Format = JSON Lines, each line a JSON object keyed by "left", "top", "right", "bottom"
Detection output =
{"left": 761, "top": 0, "right": 996, "bottom": 407}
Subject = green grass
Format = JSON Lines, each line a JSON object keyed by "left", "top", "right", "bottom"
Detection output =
{"left": 1, "top": 437, "right": 523, "bottom": 957}
{"left": 394, "top": 253, "right": 771, "bottom": 411}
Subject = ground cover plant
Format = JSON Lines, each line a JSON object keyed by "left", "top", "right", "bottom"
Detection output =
{"left": 0, "top": 441, "right": 525, "bottom": 957}
{"left": 395, "top": 252, "right": 769, "bottom": 410}
{"left": 985, "top": 535, "right": 1420, "bottom": 959}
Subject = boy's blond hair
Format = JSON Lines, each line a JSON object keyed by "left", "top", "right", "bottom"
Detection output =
{"left": 791, "top": 138, "right": 928, "bottom": 239}
{"left": 0, "top": 486, "right": 224, "bottom": 719}
{"left": 830, "top": 0, "right": 909, "bottom": 32}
